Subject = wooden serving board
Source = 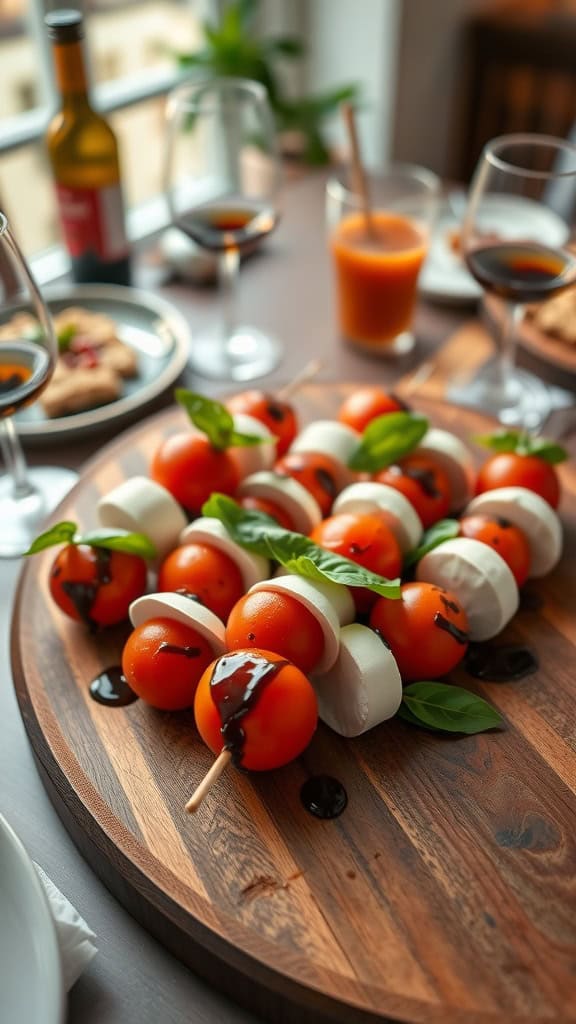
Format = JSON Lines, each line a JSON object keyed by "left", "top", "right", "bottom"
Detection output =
{"left": 11, "top": 358, "right": 576, "bottom": 1024}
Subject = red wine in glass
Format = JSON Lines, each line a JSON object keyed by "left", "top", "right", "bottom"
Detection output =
{"left": 175, "top": 197, "right": 278, "bottom": 253}
{"left": 465, "top": 241, "right": 576, "bottom": 304}
{"left": 0, "top": 340, "right": 53, "bottom": 417}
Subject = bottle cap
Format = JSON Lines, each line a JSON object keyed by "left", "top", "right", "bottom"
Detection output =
{"left": 45, "top": 9, "right": 85, "bottom": 43}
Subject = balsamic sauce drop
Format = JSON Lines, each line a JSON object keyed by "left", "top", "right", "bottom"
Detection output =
{"left": 158, "top": 642, "right": 203, "bottom": 658}
{"left": 314, "top": 466, "right": 338, "bottom": 500}
{"left": 399, "top": 464, "right": 434, "bottom": 495}
{"left": 265, "top": 399, "right": 286, "bottom": 423}
{"left": 464, "top": 643, "right": 538, "bottom": 682}
{"left": 434, "top": 612, "right": 469, "bottom": 645}
{"left": 300, "top": 776, "right": 348, "bottom": 819}
{"left": 519, "top": 589, "right": 544, "bottom": 612}
{"left": 61, "top": 548, "right": 113, "bottom": 631}
{"left": 90, "top": 666, "right": 138, "bottom": 707}
{"left": 209, "top": 652, "right": 288, "bottom": 767}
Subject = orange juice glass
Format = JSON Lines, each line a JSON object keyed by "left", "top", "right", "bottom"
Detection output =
{"left": 327, "top": 166, "right": 440, "bottom": 355}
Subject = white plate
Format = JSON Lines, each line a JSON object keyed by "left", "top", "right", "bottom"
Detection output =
{"left": 11, "top": 284, "right": 191, "bottom": 444}
{"left": 419, "top": 194, "right": 570, "bottom": 306}
{"left": 0, "top": 813, "right": 64, "bottom": 1024}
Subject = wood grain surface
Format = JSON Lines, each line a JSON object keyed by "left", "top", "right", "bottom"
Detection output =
{"left": 10, "top": 333, "right": 576, "bottom": 1024}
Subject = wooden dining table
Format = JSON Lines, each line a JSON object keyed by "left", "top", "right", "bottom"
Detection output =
{"left": 1, "top": 172, "right": 574, "bottom": 1024}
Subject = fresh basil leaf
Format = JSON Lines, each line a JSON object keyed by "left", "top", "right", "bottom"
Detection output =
{"left": 77, "top": 529, "right": 157, "bottom": 559}
{"left": 521, "top": 438, "right": 567, "bottom": 465}
{"left": 264, "top": 538, "right": 401, "bottom": 598}
{"left": 57, "top": 323, "right": 77, "bottom": 352}
{"left": 227, "top": 429, "right": 266, "bottom": 448}
{"left": 349, "top": 412, "right": 429, "bottom": 472}
{"left": 472, "top": 429, "right": 567, "bottom": 464}
{"left": 472, "top": 430, "right": 520, "bottom": 453}
{"left": 23, "top": 520, "right": 78, "bottom": 555}
{"left": 175, "top": 389, "right": 265, "bottom": 450}
{"left": 404, "top": 518, "right": 460, "bottom": 567}
{"left": 175, "top": 389, "right": 234, "bottom": 449}
{"left": 202, "top": 493, "right": 273, "bottom": 554}
{"left": 396, "top": 702, "right": 443, "bottom": 731}
{"left": 203, "top": 493, "right": 401, "bottom": 597}
{"left": 400, "top": 682, "right": 504, "bottom": 735}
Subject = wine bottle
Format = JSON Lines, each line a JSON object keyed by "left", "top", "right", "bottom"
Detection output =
{"left": 45, "top": 9, "right": 131, "bottom": 286}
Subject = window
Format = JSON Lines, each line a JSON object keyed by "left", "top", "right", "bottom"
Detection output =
{"left": 0, "top": 0, "right": 205, "bottom": 270}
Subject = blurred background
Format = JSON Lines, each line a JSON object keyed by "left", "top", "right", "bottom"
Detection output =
{"left": 2, "top": 0, "right": 575, "bottom": 269}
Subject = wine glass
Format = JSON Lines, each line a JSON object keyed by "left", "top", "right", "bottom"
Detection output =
{"left": 448, "top": 133, "right": 576, "bottom": 427}
{"left": 0, "top": 213, "right": 78, "bottom": 558}
{"left": 164, "top": 77, "right": 282, "bottom": 382}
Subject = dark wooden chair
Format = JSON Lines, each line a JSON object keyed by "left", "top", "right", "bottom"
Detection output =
{"left": 454, "top": 3, "right": 576, "bottom": 183}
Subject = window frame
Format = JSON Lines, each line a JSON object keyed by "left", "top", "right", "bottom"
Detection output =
{"left": 0, "top": 0, "right": 208, "bottom": 279}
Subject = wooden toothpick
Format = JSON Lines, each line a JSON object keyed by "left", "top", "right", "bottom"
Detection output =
{"left": 185, "top": 749, "right": 232, "bottom": 813}
{"left": 277, "top": 359, "right": 323, "bottom": 402}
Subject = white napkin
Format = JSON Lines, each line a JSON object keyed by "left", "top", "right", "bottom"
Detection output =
{"left": 34, "top": 864, "right": 98, "bottom": 990}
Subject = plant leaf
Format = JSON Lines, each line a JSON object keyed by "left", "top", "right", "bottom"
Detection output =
{"left": 175, "top": 389, "right": 265, "bottom": 450}
{"left": 349, "top": 412, "right": 429, "bottom": 472}
{"left": 264, "top": 538, "right": 401, "bottom": 598}
{"left": 396, "top": 702, "right": 443, "bottom": 731}
{"left": 520, "top": 437, "right": 567, "bottom": 465}
{"left": 404, "top": 519, "right": 460, "bottom": 567}
{"left": 23, "top": 521, "right": 77, "bottom": 555}
{"left": 400, "top": 682, "right": 504, "bottom": 735}
{"left": 175, "top": 389, "right": 233, "bottom": 449}
{"left": 472, "top": 430, "right": 524, "bottom": 453}
{"left": 265, "top": 36, "right": 305, "bottom": 58}
{"left": 227, "top": 430, "right": 267, "bottom": 448}
{"left": 76, "top": 529, "right": 157, "bottom": 559}
{"left": 472, "top": 429, "right": 567, "bottom": 464}
{"left": 202, "top": 493, "right": 401, "bottom": 596}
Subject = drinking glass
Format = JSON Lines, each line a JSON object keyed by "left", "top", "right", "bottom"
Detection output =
{"left": 448, "top": 133, "right": 576, "bottom": 426}
{"left": 0, "top": 213, "right": 78, "bottom": 557}
{"left": 326, "top": 165, "right": 440, "bottom": 356}
{"left": 164, "top": 77, "right": 282, "bottom": 381}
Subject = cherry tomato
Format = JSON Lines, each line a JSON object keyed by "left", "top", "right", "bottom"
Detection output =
{"left": 194, "top": 648, "right": 318, "bottom": 771}
{"left": 157, "top": 543, "right": 245, "bottom": 621}
{"left": 310, "top": 512, "right": 402, "bottom": 613}
{"left": 375, "top": 454, "right": 452, "bottom": 528}
{"left": 49, "top": 544, "right": 147, "bottom": 629}
{"left": 225, "top": 590, "right": 325, "bottom": 673}
{"left": 226, "top": 390, "right": 298, "bottom": 456}
{"left": 274, "top": 451, "right": 341, "bottom": 517}
{"left": 475, "top": 452, "right": 560, "bottom": 509}
{"left": 338, "top": 387, "right": 406, "bottom": 433}
{"left": 122, "top": 617, "right": 214, "bottom": 710}
{"left": 459, "top": 514, "right": 530, "bottom": 587}
{"left": 369, "top": 581, "right": 469, "bottom": 681}
{"left": 238, "top": 494, "right": 295, "bottom": 530}
{"left": 150, "top": 433, "right": 238, "bottom": 515}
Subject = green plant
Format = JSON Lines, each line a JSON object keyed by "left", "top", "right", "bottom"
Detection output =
{"left": 175, "top": 0, "right": 359, "bottom": 165}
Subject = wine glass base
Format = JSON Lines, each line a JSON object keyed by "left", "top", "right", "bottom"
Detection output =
{"left": 446, "top": 361, "right": 552, "bottom": 430}
{"left": 0, "top": 466, "right": 78, "bottom": 558}
{"left": 188, "top": 325, "right": 283, "bottom": 382}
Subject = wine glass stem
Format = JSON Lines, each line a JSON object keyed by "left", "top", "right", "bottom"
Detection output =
{"left": 0, "top": 417, "right": 34, "bottom": 499}
{"left": 219, "top": 246, "right": 240, "bottom": 346}
{"left": 499, "top": 301, "right": 524, "bottom": 395}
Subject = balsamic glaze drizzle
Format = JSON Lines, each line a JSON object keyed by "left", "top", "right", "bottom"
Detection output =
{"left": 89, "top": 666, "right": 138, "bottom": 707}
{"left": 464, "top": 643, "right": 538, "bottom": 682}
{"left": 434, "top": 612, "right": 469, "bottom": 645}
{"left": 300, "top": 776, "right": 348, "bottom": 819}
{"left": 209, "top": 652, "right": 288, "bottom": 767}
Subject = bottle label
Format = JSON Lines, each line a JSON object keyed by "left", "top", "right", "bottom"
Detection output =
{"left": 55, "top": 184, "right": 129, "bottom": 261}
